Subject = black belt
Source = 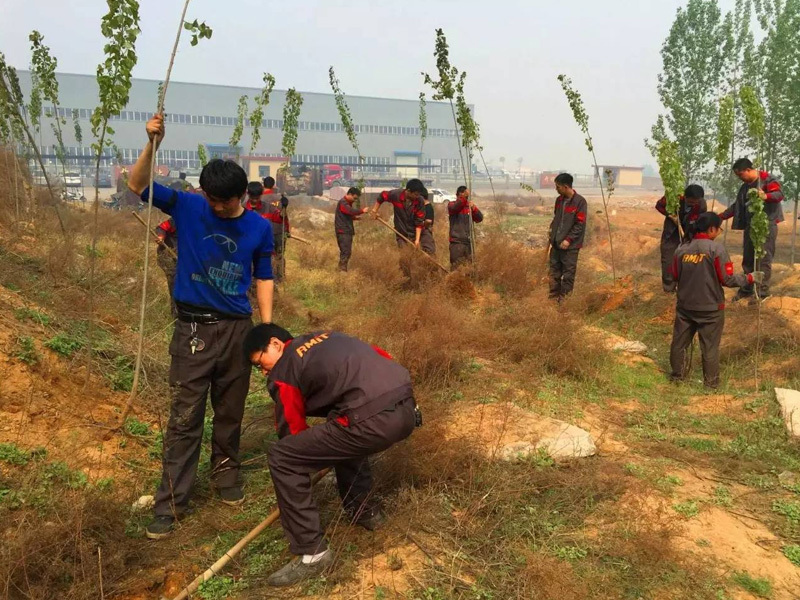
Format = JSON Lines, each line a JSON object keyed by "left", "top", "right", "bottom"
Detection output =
{"left": 177, "top": 310, "right": 220, "bottom": 324}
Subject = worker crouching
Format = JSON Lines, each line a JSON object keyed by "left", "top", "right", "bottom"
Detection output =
{"left": 244, "top": 324, "right": 420, "bottom": 587}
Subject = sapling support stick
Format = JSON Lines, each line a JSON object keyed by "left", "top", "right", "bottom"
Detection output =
{"left": 376, "top": 216, "right": 448, "bottom": 273}
{"left": 166, "top": 468, "right": 331, "bottom": 600}
{"left": 121, "top": 0, "right": 193, "bottom": 425}
{"left": 131, "top": 211, "right": 177, "bottom": 259}
{"left": 747, "top": 187, "right": 768, "bottom": 390}
{"left": 287, "top": 233, "right": 311, "bottom": 245}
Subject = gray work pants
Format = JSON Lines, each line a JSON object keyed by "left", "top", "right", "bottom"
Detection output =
{"left": 154, "top": 318, "right": 252, "bottom": 517}
{"left": 669, "top": 308, "right": 724, "bottom": 388}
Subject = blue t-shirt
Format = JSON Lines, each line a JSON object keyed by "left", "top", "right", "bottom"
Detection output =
{"left": 142, "top": 182, "right": 274, "bottom": 316}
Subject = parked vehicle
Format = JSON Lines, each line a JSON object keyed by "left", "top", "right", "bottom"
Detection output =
{"left": 429, "top": 188, "right": 457, "bottom": 204}
{"left": 64, "top": 172, "right": 82, "bottom": 187}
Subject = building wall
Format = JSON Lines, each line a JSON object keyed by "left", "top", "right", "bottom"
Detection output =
{"left": 617, "top": 169, "right": 643, "bottom": 187}
{"left": 15, "top": 71, "right": 469, "bottom": 175}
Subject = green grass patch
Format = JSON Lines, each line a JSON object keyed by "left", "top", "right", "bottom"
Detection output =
{"left": 712, "top": 485, "right": 733, "bottom": 508}
{"left": 673, "top": 500, "right": 700, "bottom": 518}
{"left": 783, "top": 545, "right": 800, "bottom": 567}
{"left": 14, "top": 335, "right": 39, "bottom": 365}
{"left": 123, "top": 417, "right": 152, "bottom": 437}
{"left": 772, "top": 499, "right": 800, "bottom": 525}
{"left": 107, "top": 356, "right": 134, "bottom": 392}
{"left": 0, "top": 443, "right": 31, "bottom": 466}
{"left": 731, "top": 571, "right": 772, "bottom": 598}
{"left": 197, "top": 576, "right": 238, "bottom": 600}
{"left": 45, "top": 332, "right": 84, "bottom": 357}
{"left": 551, "top": 545, "right": 588, "bottom": 561}
{"left": 14, "top": 307, "right": 51, "bottom": 326}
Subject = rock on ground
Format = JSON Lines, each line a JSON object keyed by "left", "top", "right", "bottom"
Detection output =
{"left": 775, "top": 388, "right": 800, "bottom": 438}
{"left": 446, "top": 403, "right": 597, "bottom": 461}
{"left": 132, "top": 495, "right": 155, "bottom": 511}
{"left": 612, "top": 340, "right": 648, "bottom": 354}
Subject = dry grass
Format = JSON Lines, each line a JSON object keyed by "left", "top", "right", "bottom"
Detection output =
{"left": 1, "top": 159, "right": 796, "bottom": 599}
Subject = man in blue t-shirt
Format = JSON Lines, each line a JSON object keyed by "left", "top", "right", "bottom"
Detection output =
{"left": 128, "top": 114, "right": 275, "bottom": 539}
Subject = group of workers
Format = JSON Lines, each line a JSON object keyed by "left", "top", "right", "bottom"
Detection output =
{"left": 129, "top": 112, "right": 785, "bottom": 588}
{"left": 655, "top": 158, "right": 783, "bottom": 389}
{"left": 332, "top": 180, "right": 484, "bottom": 272}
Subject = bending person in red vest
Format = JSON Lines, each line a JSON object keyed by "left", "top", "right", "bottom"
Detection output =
{"left": 720, "top": 158, "right": 784, "bottom": 301}
{"left": 245, "top": 324, "right": 419, "bottom": 587}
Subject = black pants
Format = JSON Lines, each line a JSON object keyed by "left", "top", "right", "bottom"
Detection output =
{"left": 268, "top": 398, "right": 416, "bottom": 555}
{"left": 336, "top": 233, "right": 353, "bottom": 271}
{"left": 660, "top": 238, "right": 679, "bottom": 292}
{"left": 449, "top": 242, "right": 472, "bottom": 270}
{"left": 549, "top": 246, "right": 580, "bottom": 299}
{"left": 420, "top": 228, "right": 436, "bottom": 256}
{"left": 741, "top": 222, "right": 777, "bottom": 296}
{"left": 669, "top": 308, "right": 724, "bottom": 388}
{"left": 154, "top": 318, "right": 252, "bottom": 518}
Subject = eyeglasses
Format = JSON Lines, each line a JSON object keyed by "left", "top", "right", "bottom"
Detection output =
{"left": 251, "top": 350, "right": 264, "bottom": 369}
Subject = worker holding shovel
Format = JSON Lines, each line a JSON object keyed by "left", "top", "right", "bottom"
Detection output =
{"left": 244, "top": 323, "right": 420, "bottom": 587}
{"left": 335, "top": 187, "right": 369, "bottom": 271}
{"left": 370, "top": 178, "right": 427, "bottom": 249}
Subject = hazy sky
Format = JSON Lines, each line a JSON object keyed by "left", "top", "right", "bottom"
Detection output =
{"left": 1, "top": 0, "right": 737, "bottom": 173}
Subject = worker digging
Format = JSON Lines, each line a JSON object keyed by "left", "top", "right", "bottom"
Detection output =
{"left": 244, "top": 324, "right": 421, "bottom": 586}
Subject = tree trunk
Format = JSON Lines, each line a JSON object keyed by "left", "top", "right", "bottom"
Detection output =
{"left": 590, "top": 148, "right": 616, "bottom": 282}
{"left": 85, "top": 123, "right": 108, "bottom": 385}
{"left": 792, "top": 196, "right": 798, "bottom": 268}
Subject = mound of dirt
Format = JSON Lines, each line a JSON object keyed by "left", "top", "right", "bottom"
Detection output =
{"left": 763, "top": 295, "right": 800, "bottom": 336}
{"left": 0, "top": 286, "right": 140, "bottom": 481}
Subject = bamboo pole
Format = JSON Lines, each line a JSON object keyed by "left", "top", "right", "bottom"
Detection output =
{"left": 375, "top": 216, "right": 448, "bottom": 273}
{"left": 131, "top": 211, "right": 177, "bottom": 259}
{"left": 166, "top": 468, "right": 331, "bottom": 600}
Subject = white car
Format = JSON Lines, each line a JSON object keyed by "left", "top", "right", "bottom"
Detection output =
{"left": 64, "top": 172, "right": 82, "bottom": 187}
{"left": 429, "top": 188, "right": 457, "bottom": 204}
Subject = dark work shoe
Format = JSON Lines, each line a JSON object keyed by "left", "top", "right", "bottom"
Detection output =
{"left": 218, "top": 486, "right": 245, "bottom": 506}
{"left": 350, "top": 507, "right": 386, "bottom": 531}
{"left": 145, "top": 516, "right": 175, "bottom": 540}
{"left": 731, "top": 290, "right": 753, "bottom": 303}
{"left": 267, "top": 551, "right": 335, "bottom": 587}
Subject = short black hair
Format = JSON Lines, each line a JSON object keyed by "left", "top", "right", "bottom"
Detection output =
{"left": 178, "top": 172, "right": 187, "bottom": 180}
{"left": 199, "top": 159, "right": 248, "bottom": 200}
{"left": 346, "top": 187, "right": 361, "bottom": 197}
{"left": 695, "top": 211, "right": 722, "bottom": 233}
{"left": 732, "top": 158, "right": 753, "bottom": 172}
{"left": 684, "top": 184, "right": 704, "bottom": 200}
{"left": 405, "top": 178, "right": 426, "bottom": 194}
{"left": 555, "top": 172, "right": 574, "bottom": 187}
{"left": 243, "top": 323, "right": 294, "bottom": 358}
{"left": 247, "top": 181, "right": 264, "bottom": 197}
{"left": 456, "top": 185, "right": 468, "bottom": 195}
{"left": 421, "top": 187, "right": 429, "bottom": 200}
{"left": 263, "top": 176, "right": 276, "bottom": 189}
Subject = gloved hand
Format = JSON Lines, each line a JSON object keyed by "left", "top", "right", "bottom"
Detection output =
{"left": 751, "top": 271, "right": 764, "bottom": 284}
{"left": 280, "top": 195, "right": 289, "bottom": 208}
